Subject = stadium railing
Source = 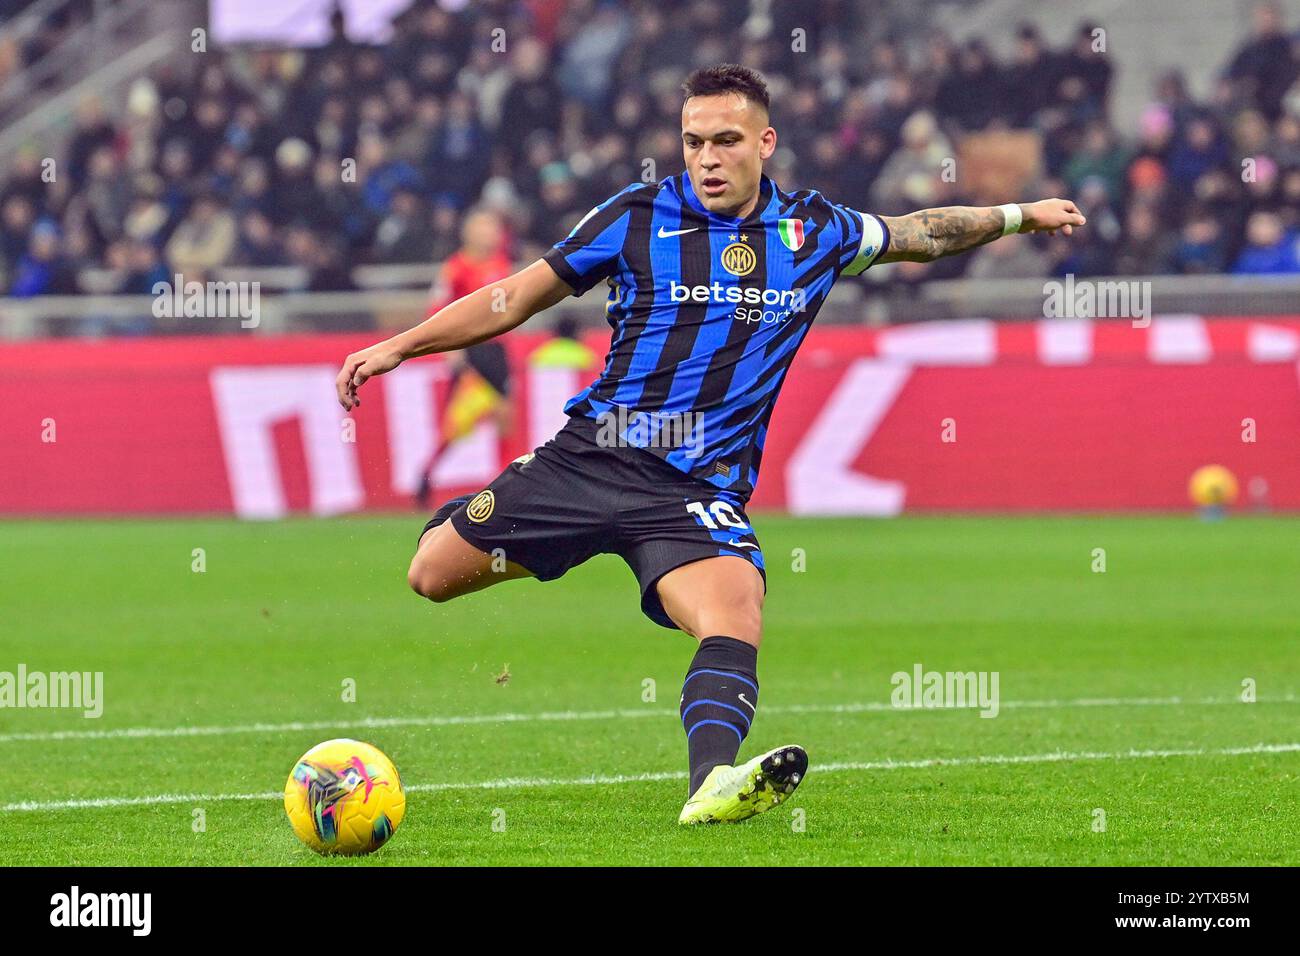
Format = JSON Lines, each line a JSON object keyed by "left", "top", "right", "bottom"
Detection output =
{"left": 4, "top": 273, "right": 1300, "bottom": 338}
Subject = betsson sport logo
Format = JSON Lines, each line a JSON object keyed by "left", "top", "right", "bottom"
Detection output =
{"left": 661, "top": 227, "right": 809, "bottom": 326}
{"left": 668, "top": 280, "right": 807, "bottom": 326}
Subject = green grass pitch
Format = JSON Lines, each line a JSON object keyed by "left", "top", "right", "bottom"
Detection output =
{"left": 1, "top": 514, "right": 1297, "bottom": 866}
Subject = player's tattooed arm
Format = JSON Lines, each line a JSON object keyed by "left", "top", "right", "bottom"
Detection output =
{"left": 877, "top": 198, "right": 1085, "bottom": 264}
{"left": 878, "top": 206, "right": 1004, "bottom": 263}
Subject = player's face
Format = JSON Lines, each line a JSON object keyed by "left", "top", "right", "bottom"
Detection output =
{"left": 681, "top": 93, "right": 776, "bottom": 218}
{"left": 462, "top": 212, "right": 503, "bottom": 255}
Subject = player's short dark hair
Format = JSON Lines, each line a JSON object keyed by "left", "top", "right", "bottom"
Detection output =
{"left": 553, "top": 316, "right": 579, "bottom": 340}
{"left": 682, "top": 64, "right": 770, "bottom": 114}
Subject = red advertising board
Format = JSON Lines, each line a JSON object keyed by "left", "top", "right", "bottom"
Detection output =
{"left": 2, "top": 317, "right": 1298, "bottom": 516}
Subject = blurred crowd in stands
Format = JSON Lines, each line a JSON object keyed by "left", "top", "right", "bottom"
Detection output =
{"left": 3, "top": 0, "right": 1300, "bottom": 300}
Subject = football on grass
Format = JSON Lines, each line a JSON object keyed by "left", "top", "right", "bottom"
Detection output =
{"left": 284, "top": 738, "right": 406, "bottom": 856}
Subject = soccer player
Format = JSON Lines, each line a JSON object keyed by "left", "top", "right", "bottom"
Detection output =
{"left": 413, "top": 209, "right": 515, "bottom": 508}
{"left": 336, "top": 64, "right": 1085, "bottom": 824}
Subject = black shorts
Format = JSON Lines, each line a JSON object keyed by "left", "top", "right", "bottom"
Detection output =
{"left": 445, "top": 415, "right": 766, "bottom": 629}
{"left": 463, "top": 341, "right": 510, "bottom": 395}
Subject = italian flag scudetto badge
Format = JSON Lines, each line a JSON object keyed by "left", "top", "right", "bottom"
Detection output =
{"left": 778, "top": 218, "right": 805, "bottom": 251}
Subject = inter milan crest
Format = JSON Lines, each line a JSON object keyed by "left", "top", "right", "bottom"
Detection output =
{"left": 778, "top": 218, "right": 805, "bottom": 251}
{"left": 466, "top": 490, "right": 495, "bottom": 523}
{"left": 721, "top": 234, "right": 757, "bottom": 276}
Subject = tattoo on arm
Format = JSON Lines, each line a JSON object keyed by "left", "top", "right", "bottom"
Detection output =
{"left": 879, "top": 206, "right": 1008, "bottom": 263}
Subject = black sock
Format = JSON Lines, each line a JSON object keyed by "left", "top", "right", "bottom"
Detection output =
{"left": 680, "top": 636, "right": 759, "bottom": 795}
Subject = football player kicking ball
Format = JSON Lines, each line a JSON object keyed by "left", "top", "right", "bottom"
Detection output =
{"left": 336, "top": 64, "right": 1085, "bottom": 825}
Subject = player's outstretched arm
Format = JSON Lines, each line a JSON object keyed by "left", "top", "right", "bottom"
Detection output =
{"left": 877, "top": 198, "right": 1086, "bottom": 264}
{"left": 335, "top": 258, "right": 572, "bottom": 410}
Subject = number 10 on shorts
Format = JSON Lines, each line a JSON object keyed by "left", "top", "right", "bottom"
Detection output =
{"left": 686, "top": 500, "right": 748, "bottom": 530}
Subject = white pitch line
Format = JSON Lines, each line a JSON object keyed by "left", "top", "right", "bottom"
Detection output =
{"left": 3, "top": 742, "right": 1296, "bottom": 813}
{"left": 1, "top": 693, "right": 1295, "bottom": 745}
{"left": 0, "top": 709, "right": 656, "bottom": 744}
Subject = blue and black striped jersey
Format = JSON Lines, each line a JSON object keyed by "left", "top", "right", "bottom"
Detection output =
{"left": 542, "top": 170, "right": 889, "bottom": 501}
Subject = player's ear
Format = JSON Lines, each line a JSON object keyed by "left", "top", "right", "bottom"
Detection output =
{"left": 759, "top": 126, "right": 777, "bottom": 160}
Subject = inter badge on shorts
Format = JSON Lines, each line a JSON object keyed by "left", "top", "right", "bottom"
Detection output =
{"left": 466, "top": 490, "right": 495, "bottom": 523}
{"left": 777, "top": 218, "right": 805, "bottom": 251}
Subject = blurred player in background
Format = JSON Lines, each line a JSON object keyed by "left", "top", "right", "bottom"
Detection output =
{"left": 527, "top": 316, "right": 596, "bottom": 372}
{"left": 414, "top": 209, "right": 514, "bottom": 509}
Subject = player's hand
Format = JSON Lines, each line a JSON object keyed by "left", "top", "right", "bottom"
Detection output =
{"left": 336, "top": 344, "right": 403, "bottom": 410}
{"left": 1020, "top": 198, "right": 1086, "bottom": 237}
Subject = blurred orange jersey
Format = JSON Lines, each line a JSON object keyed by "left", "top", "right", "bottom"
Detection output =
{"left": 431, "top": 250, "right": 513, "bottom": 313}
